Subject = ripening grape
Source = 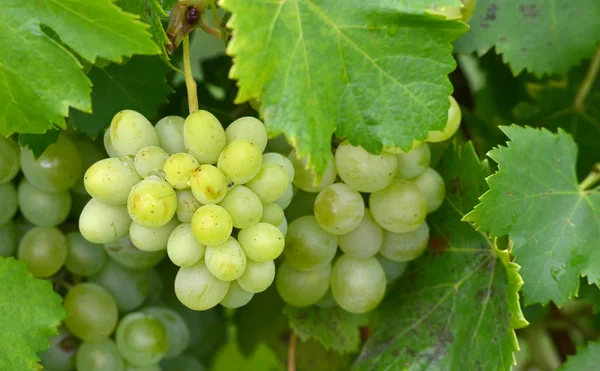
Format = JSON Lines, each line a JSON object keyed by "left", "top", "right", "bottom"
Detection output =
{"left": 164, "top": 152, "right": 199, "bottom": 189}
{"left": 369, "top": 179, "right": 427, "bottom": 233}
{"left": 189, "top": 164, "right": 229, "bottom": 204}
{"left": 142, "top": 306, "right": 190, "bottom": 358}
{"left": 127, "top": 176, "right": 178, "bottom": 228}
{"left": 79, "top": 198, "right": 132, "bottom": 244}
{"left": 175, "top": 260, "right": 231, "bottom": 311}
{"left": 217, "top": 139, "right": 262, "bottom": 184}
{"left": 262, "top": 152, "right": 294, "bottom": 183}
{"left": 116, "top": 312, "right": 169, "bottom": 367}
{"left": 38, "top": 327, "right": 78, "bottom": 371}
{"left": 63, "top": 283, "right": 119, "bottom": 342}
{"left": 108, "top": 110, "right": 160, "bottom": 157}
{"left": 225, "top": 116, "right": 268, "bottom": 152}
{"left": 395, "top": 143, "right": 431, "bottom": 179}
{"left": 413, "top": 168, "right": 446, "bottom": 213}
{"left": 191, "top": 204, "right": 233, "bottom": 246}
{"left": 236, "top": 259, "right": 275, "bottom": 293}
{"left": 246, "top": 163, "right": 289, "bottom": 203}
{"left": 338, "top": 209, "right": 383, "bottom": 259}
{"left": 135, "top": 146, "right": 169, "bottom": 178}
{"left": 278, "top": 217, "right": 288, "bottom": 237}
{"left": 0, "top": 135, "right": 20, "bottom": 184}
{"left": 0, "top": 182, "right": 19, "bottom": 225}
{"left": 426, "top": 96, "right": 461, "bottom": 143}
{"left": 19, "top": 180, "right": 71, "bottom": 226}
{"left": 65, "top": 232, "right": 107, "bottom": 277}
{"left": 156, "top": 116, "right": 186, "bottom": 154}
{"left": 313, "top": 183, "right": 365, "bottom": 235}
{"left": 84, "top": 156, "right": 142, "bottom": 205}
{"left": 76, "top": 340, "right": 124, "bottom": 371}
{"left": 276, "top": 260, "right": 331, "bottom": 307}
{"left": 175, "top": 189, "right": 201, "bottom": 223}
{"left": 184, "top": 110, "right": 226, "bottom": 164}
{"left": 330, "top": 255, "right": 386, "bottom": 314}
{"left": 238, "top": 222, "right": 285, "bottom": 262}
{"left": 380, "top": 222, "right": 430, "bottom": 262}
{"left": 288, "top": 149, "right": 337, "bottom": 192}
{"left": 18, "top": 227, "right": 67, "bottom": 278}
{"left": 167, "top": 223, "right": 206, "bottom": 267}
{"left": 204, "top": 237, "right": 247, "bottom": 281}
{"left": 72, "top": 136, "right": 106, "bottom": 195}
{"left": 274, "top": 183, "right": 294, "bottom": 210}
{"left": 103, "top": 129, "right": 119, "bottom": 158}
{"left": 376, "top": 255, "right": 408, "bottom": 284}
{"left": 260, "top": 203, "right": 285, "bottom": 226}
{"left": 104, "top": 235, "right": 166, "bottom": 270}
{"left": 0, "top": 221, "right": 18, "bottom": 257}
{"left": 284, "top": 215, "right": 337, "bottom": 271}
{"left": 220, "top": 281, "right": 254, "bottom": 308}
{"left": 129, "top": 217, "right": 180, "bottom": 252}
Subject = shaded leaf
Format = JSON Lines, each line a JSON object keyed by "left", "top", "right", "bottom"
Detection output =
{"left": 18, "top": 131, "right": 61, "bottom": 158}
{"left": 559, "top": 340, "right": 600, "bottom": 371}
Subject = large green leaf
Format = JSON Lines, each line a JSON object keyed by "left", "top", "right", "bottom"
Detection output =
{"left": 466, "top": 126, "right": 600, "bottom": 306}
{"left": 559, "top": 340, "right": 600, "bottom": 370}
{"left": 354, "top": 143, "right": 526, "bottom": 370}
{"left": 221, "top": 0, "right": 467, "bottom": 174}
{"left": 0, "top": 258, "right": 67, "bottom": 370}
{"left": 0, "top": 0, "right": 160, "bottom": 136}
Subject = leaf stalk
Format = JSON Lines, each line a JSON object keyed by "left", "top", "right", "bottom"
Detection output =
{"left": 574, "top": 46, "right": 600, "bottom": 111}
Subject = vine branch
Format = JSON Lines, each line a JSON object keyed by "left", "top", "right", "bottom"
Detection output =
{"left": 288, "top": 331, "right": 296, "bottom": 371}
{"left": 579, "top": 163, "right": 600, "bottom": 191}
{"left": 574, "top": 45, "right": 600, "bottom": 111}
{"left": 183, "top": 36, "right": 199, "bottom": 113}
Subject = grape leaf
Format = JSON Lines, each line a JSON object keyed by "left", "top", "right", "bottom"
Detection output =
{"left": 71, "top": 56, "right": 173, "bottom": 138}
{"left": 455, "top": 0, "right": 600, "bottom": 76}
{"left": 18, "top": 131, "right": 61, "bottom": 158}
{"left": 559, "top": 340, "right": 600, "bottom": 370}
{"left": 0, "top": 258, "right": 67, "bottom": 370}
{"left": 354, "top": 143, "right": 527, "bottom": 370}
{"left": 284, "top": 305, "right": 368, "bottom": 354}
{"left": 221, "top": 0, "right": 467, "bottom": 174}
{"left": 0, "top": 0, "right": 160, "bottom": 136}
{"left": 465, "top": 126, "right": 600, "bottom": 306}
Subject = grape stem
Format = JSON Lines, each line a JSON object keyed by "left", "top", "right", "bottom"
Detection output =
{"left": 210, "top": 3, "right": 229, "bottom": 45}
{"left": 288, "top": 330, "right": 296, "bottom": 371}
{"left": 183, "top": 36, "right": 199, "bottom": 113}
{"left": 574, "top": 45, "right": 600, "bottom": 111}
{"left": 579, "top": 163, "right": 600, "bottom": 191}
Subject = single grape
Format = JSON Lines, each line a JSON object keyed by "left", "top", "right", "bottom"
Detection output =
{"left": 217, "top": 139, "right": 262, "bottom": 184}
{"left": 284, "top": 215, "right": 337, "bottom": 271}
{"left": 167, "top": 223, "right": 206, "bottom": 267}
{"left": 395, "top": 142, "right": 431, "bottom": 179}
{"left": 0, "top": 182, "right": 18, "bottom": 225}
{"left": 204, "top": 237, "right": 246, "bottom": 281}
{"left": 76, "top": 339, "right": 124, "bottom": 371}
{"left": 238, "top": 222, "right": 285, "bottom": 262}
{"left": 20, "top": 133, "right": 82, "bottom": 191}
{"left": 128, "top": 176, "right": 178, "bottom": 228}
{"left": 79, "top": 198, "right": 132, "bottom": 244}
{"left": 72, "top": 136, "right": 106, "bottom": 195}
{"left": 316, "top": 289, "right": 337, "bottom": 308}
{"left": 161, "top": 355, "right": 207, "bottom": 371}
{"left": 246, "top": 163, "right": 289, "bottom": 203}
{"left": 369, "top": 179, "right": 427, "bottom": 233}
{"left": 219, "top": 280, "right": 253, "bottom": 308}
{"left": 262, "top": 152, "right": 294, "bottom": 183}
{"left": 413, "top": 168, "right": 446, "bottom": 213}
{"left": 104, "top": 129, "right": 119, "bottom": 158}
{"left": 217, "top": 186, "right": 262, "bottom": 229}
{"left": 426, "top": 96, "right": 461, "bottom": 143}
{"left": 380, "top": 222, "right": 430, "bottom": 262}
{"left": 225, "top": 116, "right": 268, "bottom": 152}
{"left": 135, "top": 146, "right": 169, "bottom": 178}
{"left": 82, "top": 156, "right": 142, "bottom": 206}
{"left": 288, "top": 150, "right": 337, "bottom": 192}
{"left": 0, "top": 135, "right": 20, "bottom": 184}
{"left": 65, "top": 231, "right": 107, "bottom": 277}
{"left": 189, "top": 164, "right": 229, "bottom": 204}
{"left": 376, "top": 255, "right": 408, "bottom": 284}
{"left": 176, "top": 190, "right": 201, "bottom": 223}
{"left": 260, "top": 203, "right": 285, "bottom": 226}
{"left": 175, "top": 261, "right": 230, "bottom": 310}
{"left": 278, "top": 217, "right": 288, "bottom": 237}
{"left": 184, "top": 110, "right": 226, "bottom": 164}
{"left": 334, "top": 140, "right": 398, "bottom": 192}
{"left": 191, "top": 205, "right": 233, "bottom": 246}
{"left": 330, "top": 255, "right": 386, "bottom": 314}
{"left": 109, "top": 110, "right": 160, "bottom": 157}
{"left": 116, "top": 312, "right": 168, "bottom": 367}
{"left": 18, "top": 179, "right": 72, "bottom": 227}
{"left": 18, "top": 227, "right": 67, "bottom": 278}
{"left": 274, "top": 183, "right": 294, "bottom": 210}
{"left": 104, "top": 235, "right": 166, "bottom": 269}
{"left": 142, "top": 306, "right": 190, "bottom": 358}
{"left": 38, "top": 326, "right": 78, "bottom": 371}
{"left": 156, "top": 116, "right": 186, "bottom": 154}
{"left": 0, "top": 221, "right": 18, "bottom": 257}
{"left": 164, "top": 153, "right": 199, "bottom": 189}
{"left": 313, "top": 183, "right": 365, "bottom": 235}
{"left": 276, "top": 260, "right": 331, "bottom": 307}
{"left": 129, "top": 217, "right": 180, "bottom": 252}
{"left": 338, "top": 209, "right": 383, "bottom": 259}
{"left": 63, "top": 283, "right": 119, "bottom": 342}
{"left": 236, "top": 259, "right": 275, "bottom": 293}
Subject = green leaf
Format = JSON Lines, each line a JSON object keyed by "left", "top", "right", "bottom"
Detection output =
{"left": 0, "top": 0, "right": 160, "bottom": 136}
{"left": 284, "top": 305, "right": 368, "bottom": 354}
{"left": 455, "top": 0, "right": 600, "bottom": 76}
{"left": 578, "top": 281, "right": 600, "bottom": 314}
{"left": 465, "top": 126, "right": 600, "bottom": 306}
{"left": 221, "top": 0, "right": 467, "bottom": 174}
{"left": 0, "top": 258, "right": 67, "bottom": 370}
{"left": 18, "top": 131, "right": 61, "bottom": 158}
{"left": 354, "top": 143, "right": 526, "bottom": 370}
{"left": 559, "top": 340, "right": 600, "bottom": 370}
{"left": 71, "top": 56, "right": 173, "bottom": 138}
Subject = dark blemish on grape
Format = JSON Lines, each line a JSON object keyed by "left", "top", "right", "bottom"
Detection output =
{"left": 519, "top": 4, "right": 538, "bottom": 18}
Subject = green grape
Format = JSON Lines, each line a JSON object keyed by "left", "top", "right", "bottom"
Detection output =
{"left": 164, "top": 153, "right": 200, "bottom": 189}
{"left": 0, "top": 221, "right": 18, "bottom": 257}
{"left": 38, "top": 326, "right": 78, "bottom": 371}
{"left": 142, "top": 306, "right": 190, "bottom": 358}
{"left": 376, "top": 255, "right": 407, "bottom": 284}
{"left": 72, "top": 136, "right": 106, "bottom": 195}
{"left": 176, "top": 190, "right": 202, "bottom": 223}
{"left": 217, "top": 139, "right": 262, "bottom": 184}
{"left": 217, "top": 186, "right": 262, "bottom": 229}
{"left": 191, "top": 205, "right": 233, "bottom": 245}
{"left": 338, "top": 209, "right": 383, "bottom": 259}
{"left": 156, "top": 116, "right": 186, "bottom": 154}
{"left": 246, "top": 163, "right": 289, "bottom": 203}
{"left": 262, "top": 152, "right": 294, "bottom": 183}
{"left": 135, "top": 146, "right": 169, "bottom": 178}
{"left": 64, "top": 283, "right": 119, "bottom": 342}
{"left": 369, "top": 179, "right": 427, "bottom": 233}
{"left": 288, "top": 150, "right": 337, "bottom": 192}
{"left": 334, "top": 140, "right": 398, "bottom": 192}
{"left": 161, "top": 355, "right": 206, "bottom": 371}
{"left": 128, "top": 176, "right": 178, "bottom": 228}
{"left": 189, "top": 164, "right": 229, "bottom": 204}
{"left": 65, "top": 231, "right": 107, "bottom": 277}
{"left": 20, "top": 133, "right": 82, "bottom": 191}
{"left": 109, "top": 110, "right": 160, "bottom": 157}
{"left": 330, "top": 255, "right": 386, "bottom": 314}
{"left": 104, "top": 235, "right": 166, "bottom": 269}
{"left": 175, "top": 261, "right": 231, "bottom": 310}
{"left": 225, "top": 116, "right": 268, "bottom": 152}
{"left": 18, "top": 179, "right": 71, "bottom": 227}
{"left": 116, "top": 312, "right": 168, "bottom": 367}
{"left": 220, "top": 280, "right": 254, "bottom": 309}
{"left": 313, "top": 183, "right": 365, "bottom": 235}
{"left": 76, "top": 340, "right": 124, "bottom": 371}
{"left": 130, "top": 217, "right": 180, "bottom": 252}
{"left": 144, "top": 268, "right": 164, "bottom": 306}
{"left": 284, "top": 215, "right": 337, "bottom": 271}
{"left": 413, "top": 168, "right": 446, "bottom": 213}
{"left": 426, "top": 96, "right": 461, "bottom": 143}
{"left": 0, "top": 135, "right": 20, "bottom": 184}
{"left": 79, "top": 198, "right": 132, "bottom": 244}
{"left": 316, "top": 289, "right": 337, "bottom": 308}
{"left": 18, "top": 227, "right": 67, "bottom": 278}
{"left": 260, "top": 203, "right": 284, "bottom": 226}
{"left": 276, "top": 260, "right": 331, "bottom": 307}
{"left": 167, "top": 223, "right": 206, "bottom": 267}
{"left": 184, "top": 110, "right": 226, "bottom": 164}
{"left": 380, "top": 222, "right": 429, "bottom": 262}
{"left": 238, "top": 222, "right": 285, "bottom": 262}
{"left": 274, "top": 183, "right": 294, "bottom": 209}
{"left": 236, "top": 259, "right": 275, "bottom": 293}
{"left": 278, "top": 217, "right": 288, "bottom": 237}
{"left": 0, "top": 182, "right": 18, "bottom": 225}
{"left": 104, "top": 129, "right": 119, "bottom": 158}
{"left": 395, "top": 143, "right": 431, "bottom": 179}
{"left": 204, "top": 237, "right": 246, "bottom": 281}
